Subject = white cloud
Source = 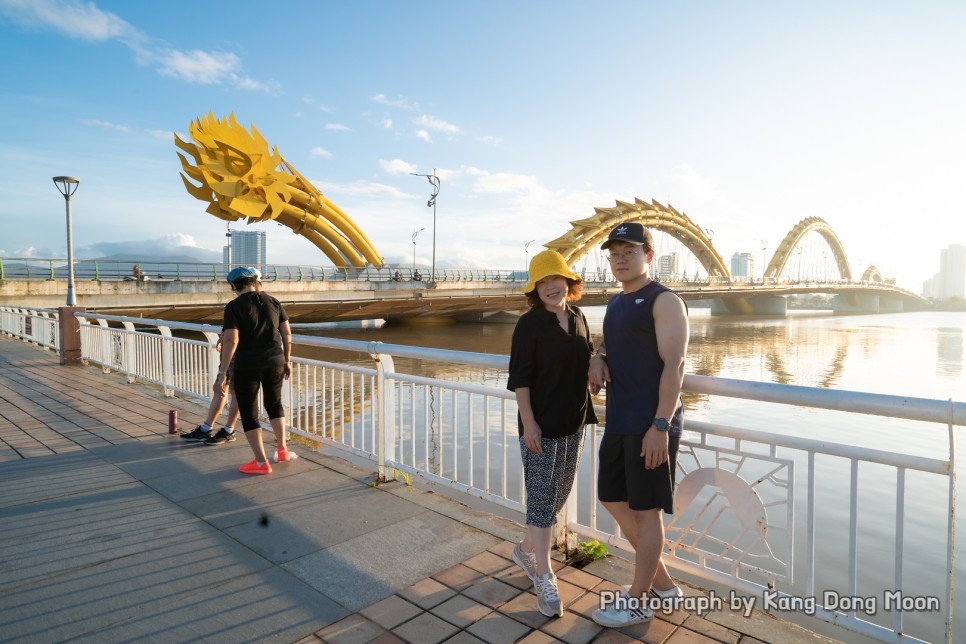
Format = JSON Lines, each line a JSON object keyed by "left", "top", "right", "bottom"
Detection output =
{"left": 310, "top": 147, "right": 333, "bottom": 159}
{"left": 229, "top": 73, "right": 276, "bottom": 92}
{"left": 80, "top": 118, "right": 171, "bottom": 141}
{"left": 325, "top": 123, "right": 351, "bottom": 131}
{"left": 372, "top": 93, "right": 419, "bottom": 110}
{"left": 379, "top": 159, "right": 417, "bottom": 175}
{"left": 473, "top": 172, "right": 544, "bottom": 194}
{"left": 381, "top": 118, "right": 393, "bottom": 129}
{"left": 319, "top": 103, "right": 334, "bottom": 113}
{"left": 0, "top": 0, "right": 273, "bottom": 91}
{"left": 415, "top": 114, "right": 460, "bottom": 134}
{"left": 12, "top": 246, "right": 51, "bottom": 258}
{"left": 153, "top": 48, "right": 239, "bottom": 84}
{"left": 415, "top": 129, "right": 431, "bottom": 142}
{"left": 317, "top": 180, "right": 412, "bottom": 199}
{"left": 477, "top": 135, "right": 503, "bottom": 146}
{"left": 83, "top": 234, "right": 221, "bottom": 260}
{"left": 81, "top": 118, "right": 131, "bottom": 133}
{"left": 0, "top": 0, "right": 133, "bottom": 41}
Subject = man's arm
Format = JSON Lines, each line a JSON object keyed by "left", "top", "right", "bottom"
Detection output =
{"left": 279, "top": 320, "right": 293, "bottom": 379}
{"left": 642, "top": 292, "right": 689, "bottom": 468}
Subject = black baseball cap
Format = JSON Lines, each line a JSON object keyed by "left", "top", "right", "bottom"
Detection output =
{"left": 601, "top": 222, "right": 653, "bottom": 250}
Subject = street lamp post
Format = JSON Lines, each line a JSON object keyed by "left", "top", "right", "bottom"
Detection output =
{"left": 524, "top": 240, "right": 535, "bottom": 272}
{"left": 52, "top": 176, "right": 80, "bottom": 306}
{"left": 225, "top": 223, "right": 232, "bottom": 270}
{"left": 411, "top": 228, "right": 425, "bottom": 273}
{"left": 410, "top": 171, "right": 440, "bottom": 284}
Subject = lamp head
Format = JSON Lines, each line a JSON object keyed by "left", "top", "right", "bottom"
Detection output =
{"left": 52, "top": 176, "right": 80, "bottom": 197}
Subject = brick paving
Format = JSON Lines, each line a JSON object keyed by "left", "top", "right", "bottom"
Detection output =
{"left": 0, "top": 336, "right": 841, "bottom": 643}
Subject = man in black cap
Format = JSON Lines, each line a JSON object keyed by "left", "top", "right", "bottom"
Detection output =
{"left": 589, "top": 222, "right": 690, "bottom": 628}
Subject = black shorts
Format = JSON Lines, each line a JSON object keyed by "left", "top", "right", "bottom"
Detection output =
{"left": 597, "top": 432, "right": 679, "bottom": 513}
{"left": 218, "top": 357, "right": 235, "bottom": 387}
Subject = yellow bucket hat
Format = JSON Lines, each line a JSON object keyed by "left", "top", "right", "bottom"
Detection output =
{"left": 523, "top": 250, "right": 581, "bottom": 294}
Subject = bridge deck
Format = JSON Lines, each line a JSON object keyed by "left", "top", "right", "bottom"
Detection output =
{"left": 0, "top": 336, "right": 839, "bottom": 643}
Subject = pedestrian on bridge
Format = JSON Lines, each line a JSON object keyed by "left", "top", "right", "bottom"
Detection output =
{"left": 218, "top": 267, "right": 297, "bottom": 475}
{"left": 589, "top": 223, "right": 689, "bottom": 628}
{"left": 507, "top": 249, "right": 598, "bottom": 617}
{"left": 180, "top": 332, "right": 240, "bottom": 445}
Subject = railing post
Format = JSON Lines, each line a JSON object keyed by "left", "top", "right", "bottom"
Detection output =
{"left": 203, "top": 331, "right": 220, "bottom": 387}
{"left": 121, "top": 321, "right": 137, "bottom": 382}
{"left": 95, "top": 318, "right": 111, "bottom": 370}
{"left": 57, "top": 306, "right": 85, "bottom": 364}
{"left": 158, "top": 325, "right": 174, "bottom": 396}
{"left": 558, "top": 479, "right": 580, "bottom": 553}
{"left": 371, "top": 346, "right": 397, "bottom": 481}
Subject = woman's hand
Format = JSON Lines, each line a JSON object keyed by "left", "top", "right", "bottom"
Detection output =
{"left": 283, "top": 362, "right": 292, "bottom": 380}
{"left": 213, "top": 373, "right": 228, "bottom": 395}
{"left": 523, "top": 421, "right": 543, "bottom": 454}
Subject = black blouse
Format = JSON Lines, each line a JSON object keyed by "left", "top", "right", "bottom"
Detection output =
{"left": 507, "top": 304, "right": 598, "bottom": 438}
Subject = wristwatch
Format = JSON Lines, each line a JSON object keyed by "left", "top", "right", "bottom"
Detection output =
{"left": 652, "top": 418, "right": 671, "bottom": 432}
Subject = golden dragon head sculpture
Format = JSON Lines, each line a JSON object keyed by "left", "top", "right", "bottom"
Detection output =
{"left": 175, "top": 112, "right": 383, "bottom": 268}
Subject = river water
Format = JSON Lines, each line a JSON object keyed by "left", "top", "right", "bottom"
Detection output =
{"left": 296, "top": 308, "right": 965, "bottom": 642}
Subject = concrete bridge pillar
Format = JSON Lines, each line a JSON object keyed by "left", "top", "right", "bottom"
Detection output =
{"left": 711, "top": 296, "right": 787, "bottom": 316}
{"left": 879, "top": 297, "right": 903, "bottom": 313}
{"left": 832, "top": 293, "right": 879, "bottom": 314}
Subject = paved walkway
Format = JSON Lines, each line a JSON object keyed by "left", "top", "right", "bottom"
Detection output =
{"left": 0, "top": 336, "right": 841, "bottom": 643}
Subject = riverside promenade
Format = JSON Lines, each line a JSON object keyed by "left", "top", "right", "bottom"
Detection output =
{"left": 0, "top": 336, "right": 838, "bottom": 644}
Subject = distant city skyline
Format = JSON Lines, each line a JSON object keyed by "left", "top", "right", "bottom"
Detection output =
{"left": 924, "top": 244, "right": 966, "bottom": 300}
{"left": 731, "top": 252, "right": 756, "bottom": 279}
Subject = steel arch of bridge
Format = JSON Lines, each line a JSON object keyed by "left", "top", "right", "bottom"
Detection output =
{"left": 545, "top": 200, "right": 867, "bottom": 284}
{"left": 861, "top": 265, "right": 883, "bottom": 283}
{"left": 545, "top": 198, "right": 730, "bottom": 278}
{"left": 764, "top": 216, "right": 852, "bottom": 281}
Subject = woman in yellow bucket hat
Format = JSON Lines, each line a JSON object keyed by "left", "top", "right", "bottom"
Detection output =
{"left": 506, "top": 249, "right": 598, "bottom": 617}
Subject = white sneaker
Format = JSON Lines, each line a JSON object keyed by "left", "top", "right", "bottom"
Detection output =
{"left": 593, "top": 590, "right": 653, "bottom": 627}
{"left": 535, "top": 573, "right": 562, "bottom": 617}
{"left": 620, "top": 583, "right": 684, "bottom": 604}
{"left": 511, "top": 542, "right": 537, "bottom": 582}
{"left": 649, "top": 584, "right": 684, "bottom": 604}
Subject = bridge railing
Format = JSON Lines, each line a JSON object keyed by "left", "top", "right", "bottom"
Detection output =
{"left": 0, "top": 306, "right": 60, "bottom": 351}
{"left": 63, "top": 309, "right": 964, "bottom": 643}
{"left": 0, "top": 258, "right": 534, "bottom": 284}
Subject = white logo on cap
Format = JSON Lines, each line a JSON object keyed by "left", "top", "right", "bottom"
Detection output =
{"left": 615, "top": 225, "right": 627, "bottom": 235}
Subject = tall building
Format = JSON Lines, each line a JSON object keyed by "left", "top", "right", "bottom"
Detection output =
{"left": 223, "top": 230, "right": 267, "bottom": 267}
{"left": 940, "top": 244, "right": 966, "bottom": 299}
{"left": 923, "top": 244, "right": 966, "bottom": 299}
{"left": 656, "top": 253, "right": 679, "bottom": 280}
{"left": 731, "top": 252, "right": 755, "bottom": 278}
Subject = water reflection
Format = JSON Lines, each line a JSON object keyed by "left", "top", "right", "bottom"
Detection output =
{"left": 294, "top": 310, "right": 966, "bottom": 403}
{"left": 937, "top": 326, "right": 963, "bottom": 378}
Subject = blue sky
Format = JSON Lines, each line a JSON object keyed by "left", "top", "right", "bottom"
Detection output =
{"left": 1, "top": 0, "right": 963, "bottom": 290}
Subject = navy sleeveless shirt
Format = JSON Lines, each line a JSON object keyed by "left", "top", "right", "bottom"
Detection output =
{"left": 603, "top": 280, "right": 683, "bottom": 436}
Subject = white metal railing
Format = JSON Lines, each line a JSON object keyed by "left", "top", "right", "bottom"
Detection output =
{"left": 64, "top": 311, "right": 965, "bottom": 643}
{"left": 0, "top": 306, "right": 60, "bottom": 351}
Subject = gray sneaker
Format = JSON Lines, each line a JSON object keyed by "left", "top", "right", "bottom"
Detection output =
{"left": 511, "top": 542, "right": 537, "bottom": 582}
{"left": 535, "top": 573, "right": 562, "bottom": 617}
